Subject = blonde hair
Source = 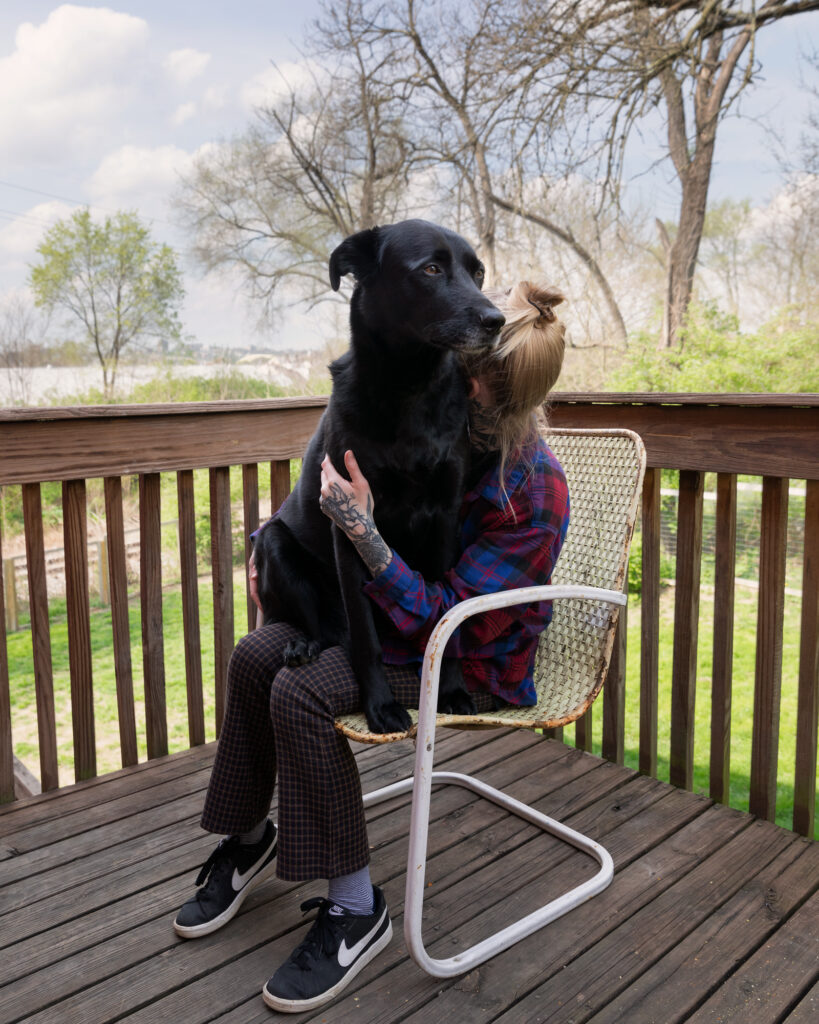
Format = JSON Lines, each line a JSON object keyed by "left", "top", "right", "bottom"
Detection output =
{"left": 463, "top": 280, "right": 566, "bottom": 481}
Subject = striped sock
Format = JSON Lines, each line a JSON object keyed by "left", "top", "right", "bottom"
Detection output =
{"left": 327, "top": 866, "right": 374, "bottom": 916}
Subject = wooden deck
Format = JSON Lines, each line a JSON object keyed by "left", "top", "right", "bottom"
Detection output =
{"left": 1, "top": 729, "right": 817, "bottom": 1024}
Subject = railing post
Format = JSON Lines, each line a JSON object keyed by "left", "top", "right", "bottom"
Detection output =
{"left": 139, "top": 472, "right": 167, "bottom": 760}
{"left": 243, "top": 463, "right": 260, "bottom": 633}
{"left": 63, "top": 479, "right": 96, "bottom": 782}
{"left": 670, "top": 470, "right": 704, "bottom": 791}
{"left": 210, "top": 466, "right": 234, "bottom": 735}
{"left": 104, "top": 476, "right": 138, "bottom": 768}
{"left": 602, "top": 588, "right": 627, "bottom": 765}
{"left": 640, "top": 468, "right": 661, "bottom": 778}
{"left": 177, "top": 469, "right": 205, "bottom": 748}
{"left": 22, "top": 482, "right": 59, "bottom": 791}
{"left": 271, "top": 459, "right": 291, "bottom": 515}
{"left": 793, "top": 478, "right": 818, "bottom": 837}
{"left": 0, "top": 519, "right": 14, "bottom": 803}
{"left": 749, "top": 477, "right": 789, "bottom": 823}
{"left": 710, "top": 473, "right": 737, "bottom": 806}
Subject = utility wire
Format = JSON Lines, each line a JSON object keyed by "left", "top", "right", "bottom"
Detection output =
{"left": 0, "top": 178, "right": 173, "bottom": 228}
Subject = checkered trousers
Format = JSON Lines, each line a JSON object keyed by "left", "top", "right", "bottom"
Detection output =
{"left": 200, "top": 622, "right": 425, "bottom": 881}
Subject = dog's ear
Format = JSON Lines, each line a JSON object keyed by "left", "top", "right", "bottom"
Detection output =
{"left": 329, "top": 228, "right": 379, "bottom": 291}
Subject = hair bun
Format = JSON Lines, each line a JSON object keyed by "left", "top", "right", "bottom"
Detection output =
{"left": 512, "top": 282, "right": 565, "bottom": 327}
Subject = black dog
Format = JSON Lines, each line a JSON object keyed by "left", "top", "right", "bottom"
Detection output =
{"left": 253, "top": 219, "right": 504, "bottom": 734}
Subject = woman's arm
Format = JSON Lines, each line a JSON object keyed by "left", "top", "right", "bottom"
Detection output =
{"left": 320, "top": 449, "right": 569, "bottom": 656}
{"left": 319, "top": 450, "right": 393, "bottom": 577}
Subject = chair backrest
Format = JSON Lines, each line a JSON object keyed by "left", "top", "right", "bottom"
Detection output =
{"left": 335, "top": 426, "right": 646, "bottom": 741}
{"left": 531, "top": 427, "right": 645, "bottom": 726}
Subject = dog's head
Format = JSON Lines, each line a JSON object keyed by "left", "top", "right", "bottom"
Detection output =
{"left": 329, "top": 219, "right": 504, "bottom": 353}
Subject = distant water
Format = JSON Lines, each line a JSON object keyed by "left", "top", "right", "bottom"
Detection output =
{"left": 0, "top": 359, "right": 315, "bottom": 406}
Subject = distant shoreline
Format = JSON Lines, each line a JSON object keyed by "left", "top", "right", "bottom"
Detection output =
{"left": 0, "top": 355, "right": 327, "bottom": 405}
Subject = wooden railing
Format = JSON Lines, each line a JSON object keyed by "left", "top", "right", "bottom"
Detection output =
{"left": 0, "top": 395, "right": 817, "bottom": 839}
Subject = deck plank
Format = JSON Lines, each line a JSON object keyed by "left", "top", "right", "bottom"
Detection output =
{"left": 686, "top": 890, "right": 819, "bottom": 1023}
{"left": 490, "top": 822, "right": 804, "bottom": 1022}
{"left": 0, "top": 733, "right": 816, "bottom": 1024}
{"left": 0, "top": 733, "right": 549, "bottom": 1020}
{"left": 785, "top": 977, "right": 819, "bottom": 1022}
{"left": 587, "top": 837, "right": 819, "bottom": 1024}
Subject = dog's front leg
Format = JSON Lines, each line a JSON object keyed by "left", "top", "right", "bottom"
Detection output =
{"left": 332, "top": 526, "right": 412, "bottom": 734}
{"left": 437, "top": 660, "right": 477, "bottom": 716}
{"left": 427, "top": 501, "right": 477, "bottom": 718}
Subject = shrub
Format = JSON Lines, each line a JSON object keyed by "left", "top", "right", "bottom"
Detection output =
{"left": 610, "top": 302, "right": 819, "bottom": 393}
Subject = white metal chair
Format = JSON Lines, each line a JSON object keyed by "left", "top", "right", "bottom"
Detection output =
{"left": 335, "top": 427, "right": 646, "bottom": 978}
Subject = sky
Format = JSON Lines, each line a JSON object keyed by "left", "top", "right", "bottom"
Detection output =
{"left": 0, "top": 2, "right": 817, "bottom": 353}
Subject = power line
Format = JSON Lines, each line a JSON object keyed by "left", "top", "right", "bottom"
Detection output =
{"left": 0, "top": 206, "right": 61, "bottom": 229}
{"left": 0, "top": 179, "right": 92, "bottom": 209}
{"left": 0, "top": 178, "right": 174, "bottom": 228}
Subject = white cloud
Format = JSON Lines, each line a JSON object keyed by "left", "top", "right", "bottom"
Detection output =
{"left": 163, "top": 48, "right": 211, "bottom": 86}
{"left": 87, "top": 144, "right": 197, "bottom": 216}
{"left": 239, "top": 60, "right": 318, "bottom": 111}
{"left": 0, "top": 5, "right": 150, "bottom": 165}
{"left": 0, "top": 201, "right": 74, "bottom": 271}
{"left": 203, "top": 85, "right": 229, "bottom": 111}
{"left": 172, "top": 102, "right": 197, "bottom": 126}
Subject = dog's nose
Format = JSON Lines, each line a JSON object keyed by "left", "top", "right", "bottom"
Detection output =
{"left": 481, "top": 309, "right": 506, "bottom": 333}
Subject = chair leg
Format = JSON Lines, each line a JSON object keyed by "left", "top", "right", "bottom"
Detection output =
{"left": 359, "top": 586, "right": 625, "bottom": 978}
{"left": 363, "top": 768, "right": 613, "bottom": 979}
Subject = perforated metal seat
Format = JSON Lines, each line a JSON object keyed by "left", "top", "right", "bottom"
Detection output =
{"left": 335, "top": 428, "right": 646, "bottom": 977}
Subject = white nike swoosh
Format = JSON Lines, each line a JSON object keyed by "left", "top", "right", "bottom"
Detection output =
{"left": 231, "top": 837, "right": 276, "bottom": 892}
{"left": 337, "top": 906, "right": 388, "bottom": 967}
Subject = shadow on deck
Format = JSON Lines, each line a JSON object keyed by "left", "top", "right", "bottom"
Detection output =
{"left": 1, "top": 729, "right": 817, "bottom": 1023}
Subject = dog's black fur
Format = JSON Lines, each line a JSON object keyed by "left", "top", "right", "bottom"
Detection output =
{"left": 253, "top": 219, "right": 504, "bottom": 734}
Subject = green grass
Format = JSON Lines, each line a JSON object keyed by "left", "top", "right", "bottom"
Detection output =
{"left": 568, "top": 584, "right": 812, "bottom": 833}
{"left": 7, "top": 575, "right": 250, "bottom": 785}
{"left": 7, "top": 572, "right": 814, "bottom": 835}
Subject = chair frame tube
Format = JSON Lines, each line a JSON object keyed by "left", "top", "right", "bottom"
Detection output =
{"left": 362, "top": 583, "right": 625, "bottom": 978}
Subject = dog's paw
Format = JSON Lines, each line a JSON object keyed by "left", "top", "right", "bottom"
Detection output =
{"left": 437, "top": 686, "right": 478, "bottom": 717}
{"left": 283, "top": 636, "right": 321, "bottom": 667}
{"left": 364, "top": 697, "right": 412, "bottom": 735}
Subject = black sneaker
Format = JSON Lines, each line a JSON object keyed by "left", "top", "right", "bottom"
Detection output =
{"left": 173, "top": 821, "right": 278, "bottom": 939}
{"left": 262, "top": 885, "right": 392, "bottom": 1012}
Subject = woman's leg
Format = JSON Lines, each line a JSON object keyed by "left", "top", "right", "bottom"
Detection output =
{"left": 200, "top": 621, "right": 302, "bottom": 836}
{"left": 261, "top": 651, "right": 420, "bottom": 1012}
{"left": 269, "top": 647, "right": 420, "bottom": 881}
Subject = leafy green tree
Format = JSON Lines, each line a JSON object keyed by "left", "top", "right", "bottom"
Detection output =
{"left": 30, "top": 209, "right": 184, "bottom": 400}
{"left": 609, "top": 303, "right": 819, "bottom": 394}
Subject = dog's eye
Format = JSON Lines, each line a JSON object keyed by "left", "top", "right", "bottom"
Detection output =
{"left": 423, "top": 264, "right": 442, "bottom": 276}
{"left": 475, "top": 267, "right": 485, "bottom": 283}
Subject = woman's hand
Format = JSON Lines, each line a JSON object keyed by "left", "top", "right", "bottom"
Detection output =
{"left": 248, "top": 549, "right": 262, "bottom": 612}
{"left": 320, "top": 450, "right": 393, "bottom": 577}
{"left": 320, "top": 449, "right": 374, "bottom": 530}
{"left": 248, "top": 549, "right": 264, "bottom": 629}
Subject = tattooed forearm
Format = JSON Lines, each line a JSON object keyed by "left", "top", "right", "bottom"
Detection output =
{"left": 322, "top": 482, "right": 393, "bottom": 576}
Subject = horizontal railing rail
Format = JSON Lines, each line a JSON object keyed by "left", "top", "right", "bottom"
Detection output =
{"left": 0, "top": 394, "right": 816, "bottom": 840}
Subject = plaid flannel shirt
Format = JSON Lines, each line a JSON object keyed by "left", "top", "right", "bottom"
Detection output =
{"left": 364, "top": 438, "right": 570, "bottom": 705}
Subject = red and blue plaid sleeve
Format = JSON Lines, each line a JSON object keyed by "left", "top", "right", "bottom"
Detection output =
{"left": 364, "top": 441, "right": 570, "bottom": 694}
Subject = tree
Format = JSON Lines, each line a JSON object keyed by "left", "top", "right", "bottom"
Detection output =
{"left": 0, "top": 293, "right": 44, "bottom": 406}
{"left": 180, "top": 1, "right": 819, "bottom": 349}
{"left": 749, "top": 175, "right": 819, "bottom": 321}
{"left": 326, "top": 0, "right": 630, "bottom": 344}
{"left": 698, "top": 198, "right": 754, "bottom": 316}
{"left": 507, "top": 0, "right": 819, "bottom": 346}
{"left": 30, "top": 209, "right": 184, "bottom": 399}
{"left": 177, "top": 32, "right": 417, "bottom": 320}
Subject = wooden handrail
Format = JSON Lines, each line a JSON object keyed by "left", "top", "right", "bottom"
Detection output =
{"left": 0, "top": 394, "right": 816, "bottom": 839}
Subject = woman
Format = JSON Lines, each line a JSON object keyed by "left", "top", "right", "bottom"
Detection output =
{"left": 172, "top": 281, "right": 570, "bottom": 1014}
